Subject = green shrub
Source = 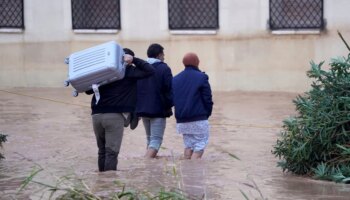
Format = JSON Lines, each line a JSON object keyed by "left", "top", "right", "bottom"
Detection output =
{"left": 0, "top": 133, "right": 7, "bottom": 159}
{"left": 272, "top": 32, "right": 350, "bottom": 183}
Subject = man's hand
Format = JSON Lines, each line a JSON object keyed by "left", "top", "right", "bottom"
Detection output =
{"left": 123, "top": 54, "right": 133, "bottom": 65}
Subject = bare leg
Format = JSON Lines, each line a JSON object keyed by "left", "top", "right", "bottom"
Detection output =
{"left": 184, "top": 148, "right": 193, "bottom": 159}
{"left": 145, "top": 148, "right": 158, "bottom": 159}
{"left": 191, "top": 150, "right": 204, "bottom": 159}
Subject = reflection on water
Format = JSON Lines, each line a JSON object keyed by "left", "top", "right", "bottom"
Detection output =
{"left": 80, "top": 158, "right": 212, "bottom": 199}
{"left": 0, "top": 88, "right": 350, "bottom": 199}
{"left": 179, "top": 160, "right": 207, "bottom": 199}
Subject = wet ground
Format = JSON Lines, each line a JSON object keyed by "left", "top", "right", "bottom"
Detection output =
{"left": 0, "top": 88, "right": 349, "bottom": 199}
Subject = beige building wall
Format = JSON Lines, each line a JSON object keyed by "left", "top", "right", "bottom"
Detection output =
{"left": 0, "top": 0, "right": 349, "bottom": 92}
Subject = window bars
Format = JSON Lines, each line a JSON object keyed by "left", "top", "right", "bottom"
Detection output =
{"left": 0, "top": 0, "right": 24, "bottom": 29}
{"left": 71, "top": 0, "right": 121, "bottom": 30}
{"left": 168, "top": 0, "right": 219, "bottom": 30}
{"left": 269, "top": 0, "right": 324, "bottom": 30}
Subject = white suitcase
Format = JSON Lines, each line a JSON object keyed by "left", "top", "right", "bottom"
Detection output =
{"left": 64, "top": 41, "right": 125, "bottom": 97}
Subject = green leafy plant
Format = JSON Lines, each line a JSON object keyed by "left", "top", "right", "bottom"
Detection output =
{"left": 239, "top": 176, "right": 267, "bottom": 200}
{"left": 17, "top": 151, "right": 202, "bottom": 200}
{"left": 18, "top": 167, "right": 190, "bottom": 200}
{"left": 0, "top": 132, "right": 7, "bottom": 159}
{"left": 272, "top": 32, "right": 350, "bottom": 183}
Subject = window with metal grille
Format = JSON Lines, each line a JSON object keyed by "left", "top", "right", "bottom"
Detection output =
{"left": 168, "top": 0, "right": 219, "bottom": 30}
{"left": 269, "top": 0, "right": 324, "bottom": 30}
{"left": 71, "top": 0, "right": 120, "bottom": 30}
{"left": 0, "top": 0, "right": 24, "bottom": 29}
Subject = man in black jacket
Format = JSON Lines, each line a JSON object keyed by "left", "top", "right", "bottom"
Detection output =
{"left": 86, "top": 48, "right": 154, "bottom": 171}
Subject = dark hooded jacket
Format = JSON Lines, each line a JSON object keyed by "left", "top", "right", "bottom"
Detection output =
{"left": 136, "top": 62, "right": 173, "bottom": 118}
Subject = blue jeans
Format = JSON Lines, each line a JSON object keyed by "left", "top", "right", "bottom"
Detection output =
{"left": 141, "top": 117, "right": 166, "bottom": 151}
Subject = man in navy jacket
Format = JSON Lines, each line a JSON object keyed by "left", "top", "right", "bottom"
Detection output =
{"left": 136, "top": 43, "right": 173, "bottom": 158}
{"left": 172, "top": 52, "right": 213, "bottom": 159}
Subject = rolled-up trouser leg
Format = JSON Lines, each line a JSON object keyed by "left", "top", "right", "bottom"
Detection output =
{"left": 142, "top": 117, "right": 151, "bottom": 147}
{"left": 146, "top": 118, "right": 166, "bottom": 151}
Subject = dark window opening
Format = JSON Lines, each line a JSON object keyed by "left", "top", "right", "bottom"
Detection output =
{"left": 71, "top": 0, "right": 121, "bottom": 30}
{"left": 168, "top": 0, "right": 219, "bottom": 30}
{"left": 0, "top": 0, "right": 24, "bottom": 29}
{"left": 269, "top": 0, "right": 324, "bottom": 30}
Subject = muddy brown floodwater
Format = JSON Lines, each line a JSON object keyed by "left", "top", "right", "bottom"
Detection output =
{"left": 0, "top": 88, "right": 349, "bottom": 199}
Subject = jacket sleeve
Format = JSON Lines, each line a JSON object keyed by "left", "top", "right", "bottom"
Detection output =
{"left": 161, "top": 65, "right": 174, "bottom": 109}
{"left": 126, "top": 57, "right": 155, "bottom": 79}
{"left": 200, "top": 74, "right": 213, "bottom": 117}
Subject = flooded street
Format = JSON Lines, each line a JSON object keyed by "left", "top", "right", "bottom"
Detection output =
{"left": 0, "top": 88, "right": 349, "bottom": 199}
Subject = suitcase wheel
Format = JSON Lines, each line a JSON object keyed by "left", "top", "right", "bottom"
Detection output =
{"left": 72, "top": 90, "right": 78, "bottom": 97}
{"left": 64, "top": 57, "right": 69, "bottom": 64}
{"left": 64, "top": 80, "right": 70, "bottom": 87}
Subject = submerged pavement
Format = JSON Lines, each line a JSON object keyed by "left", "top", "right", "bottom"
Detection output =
{"left": 0, "top": 88, "right": 349, "bottom": 199}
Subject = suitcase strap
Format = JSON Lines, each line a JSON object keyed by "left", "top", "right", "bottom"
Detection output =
{"left": 92, "top": 84, "right": 101, "bottom": 105}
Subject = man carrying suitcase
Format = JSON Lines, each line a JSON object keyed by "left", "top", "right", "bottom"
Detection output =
{"left": 86, "top": 48, "right": 154, "bottom": 172}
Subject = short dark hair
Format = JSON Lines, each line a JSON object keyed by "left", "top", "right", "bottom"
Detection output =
{"left": 123, "top": 48, "right": 135, "bottom": 56}
{"left": 147, "top": 43, "right": 164, "bottom": 58}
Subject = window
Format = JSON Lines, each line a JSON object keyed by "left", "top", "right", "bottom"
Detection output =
{"left": 0, "top": 0, "right": 24, "bottom": 30}
{"left": 71, "top": 0, "right": 120, "bottom": 31}
{"left": 168, "top": 0, "right": 219, "bottom": 30}
{"left": 269, "top": 0, "right": 324, "bottom": 31}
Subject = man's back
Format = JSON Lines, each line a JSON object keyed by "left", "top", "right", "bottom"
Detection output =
{"left": 137, "top": 62, "right": 173, "bottom": 118}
